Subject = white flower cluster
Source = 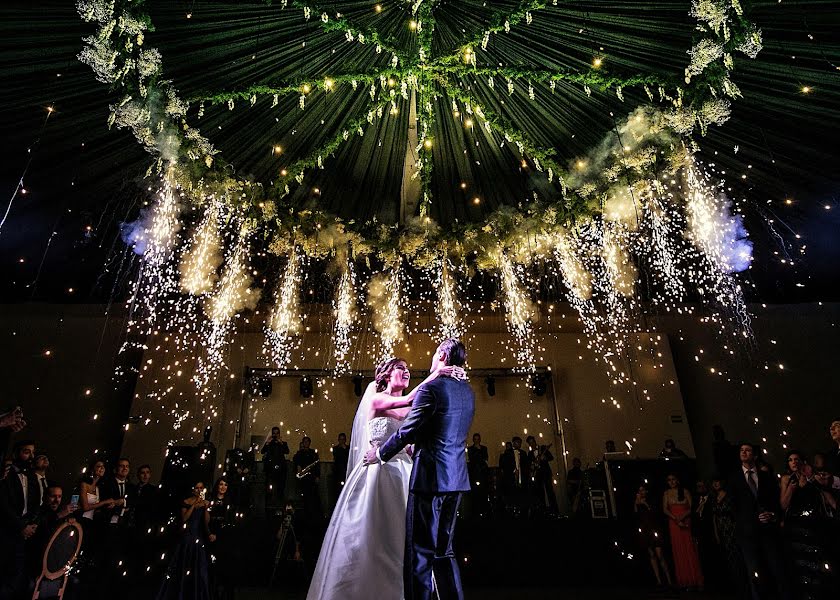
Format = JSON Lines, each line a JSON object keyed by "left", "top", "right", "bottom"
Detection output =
{"left": 76, "top": 0, "right": 114, "bottom": 24}
{"left": 736, "top": 27, "right": 763, "bottom": 59}
{"left": 137, "top": 48, "right": 162, "bottom": 79}
{"left": 79, "top": 35, "right": 118, "bottom": 84}
{"left": 687, "top": 39, "right": 724, "bottom": 77}
{"left": 690, "top": 0, "right": 729, "bottom": 35}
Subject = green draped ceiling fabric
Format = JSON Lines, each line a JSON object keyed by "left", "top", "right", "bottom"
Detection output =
{"left": 76, "top": 0, "right": 760, "bottom": 236}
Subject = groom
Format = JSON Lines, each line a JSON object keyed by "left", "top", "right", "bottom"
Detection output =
{"left": 364, "top": 339, "right": 475, "bottom": 600}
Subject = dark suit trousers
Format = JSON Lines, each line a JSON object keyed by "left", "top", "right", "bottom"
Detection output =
{"left": 405, "top": 491, "right": 464, "bottom": 600}
{"left": 738, "top": 528, "right": 791, "bottom": 600}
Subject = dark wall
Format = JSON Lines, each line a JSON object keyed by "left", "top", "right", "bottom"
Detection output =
{"left": 668, "top": 303, "right": 840, "bottom": 477}
{"left": 0, "top": 303, "right": 132, "bottom": 492}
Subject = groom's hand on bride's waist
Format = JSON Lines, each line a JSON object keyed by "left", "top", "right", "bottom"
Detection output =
{"left": 363, "top": 442, "right": 381, "bottom": 466}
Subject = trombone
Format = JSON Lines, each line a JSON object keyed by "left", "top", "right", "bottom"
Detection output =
{"left": 296, "top": 459, "right": 320, "bottom": 479}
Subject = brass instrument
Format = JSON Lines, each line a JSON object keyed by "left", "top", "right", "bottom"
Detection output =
{"left": 295, "top": 459, "right": 320, "bottom": 479}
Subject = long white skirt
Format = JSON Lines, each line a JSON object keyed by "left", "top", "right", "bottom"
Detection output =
{"left": 306, "top": 455, "right": 412, "bottom": 600}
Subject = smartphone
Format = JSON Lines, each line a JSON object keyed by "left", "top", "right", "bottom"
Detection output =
{"left": 199, "top": 488, "right": 207, "bottom": 500}
{"left": 70, "top": 494, "right": 80, "bottom": 509}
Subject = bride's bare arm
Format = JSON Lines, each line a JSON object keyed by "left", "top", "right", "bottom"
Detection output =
{"left": 370, "top": 366, "right": 466, "bottom": 419}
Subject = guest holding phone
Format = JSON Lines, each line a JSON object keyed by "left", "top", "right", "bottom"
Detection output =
{"left": 156, "top": 482, "right": 211, "bottom": 600}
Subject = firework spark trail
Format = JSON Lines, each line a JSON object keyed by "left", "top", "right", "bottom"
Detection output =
{"left": 333, "top": 260, "right": 356, "bottom": 373}
{"left": 498, "top": 251, "right": 536, "bottom": 370}
{"left": 264, "top": 249, "right": 303, "bottom": 372}
{"left": 436, "top": 259, "right": 463, "bottom": 340}
{"left": 194, "top": 228, "right": 260, "bottom": 392}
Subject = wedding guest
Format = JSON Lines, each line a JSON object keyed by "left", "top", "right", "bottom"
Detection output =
{"left": 101, "top": 457, "right": 134, "bottom": 527}
{"left": 261, "top": 427, "right": 289, "bottom": 507}
{"left": 634, "top": 484, "right": 672, "bottom": 588}
{"left": 692, "top": 480, "right": 718, "bottom": 586}
{"left": 566, "top": 457, "right": 583, "bottom": 514}
{"left": 659, "top": 439, "right": 687, "bottom": 459}
{"left": 526, "top": 435, "right": 558, "bottom": 515}
{"left": 134, "top": 464, "right": 164, "bottom": 581}
{"left": 157, "top": 482, "right": 211, "bottom": 600}
{"left": 467, "top": 433, "right": 489, "bottom": 517}
{"left": 828, "top": 419, "right": 840, "bottom": 476}
{"left": 500, "top": 437, "right": 529, "bottom": 516}
{"left": 663, "top": 473, "right": 704, "bottom": 590}
{"left": 135, "top": 464, "right": 162, "bottom": 534}
{"left": 78, "top": 459, "right": 115, "bottom": 562}
{"left": 779, "top": 451, "right": 837, "bottom": 597}
{"left": 207, "top": 478, "right": 235, "bottom": 600}
{"left": 0, "top": 439, "right": 38, "bottom": 598}
{"left": 31, "top": 452, "right": 52, "bottom": 509}
{"left": 330, "top": 433, "right": 349, "bottom": 507}
{"left": 26, "top": 485, "right": 77, "bottom": 577}
{"left": 710, "top": 478, "right": 745, "bottom": 590}
{"left": 729, "top": 443, "right": 790, "bottom": 600}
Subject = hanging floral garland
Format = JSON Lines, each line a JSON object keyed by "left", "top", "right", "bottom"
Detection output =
{"left": 77, "top": 0, "right": 760, "bottom": 386}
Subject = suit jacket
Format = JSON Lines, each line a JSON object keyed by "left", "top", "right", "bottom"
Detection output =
{"left": 728, "top": 465, "right": 782, "bottom": 539}
{"left": 100, "top": 477, "right": 137, "bottom": 524}
{"left": 827, "top": 446, "right": 840, "bottom": 477}
{"left": 379, "top": 377, "right": 475, "bottom": 494}
{"left": 500, "top": 448, "right": 530, "bottom": 487}
{"left": 0, "top": 466, "right": 39, "bottom": 534}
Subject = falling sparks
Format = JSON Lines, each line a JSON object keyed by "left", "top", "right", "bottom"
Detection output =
{"left": 179, "top": 200, "right": 223, "bottom": 296}
{"left": 332, "top": 260, "right": 357, "bottom": 373}
{"left": 435, "top": 259, "right": 463, "bottom": 340}
{"left": 195, "top": 227, "right": 260, "bottom": 391}
{"left": 497, "top": 251, "right": 536, "bottom": 369}
{"left": 263, "top": 249, "right": 303, "bottom": 371}
{"left": 368, "top": 265, "right": 403, "bottom": 361}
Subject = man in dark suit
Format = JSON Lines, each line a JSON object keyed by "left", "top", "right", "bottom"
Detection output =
{"left": 828, "top": 419, "right": 840, "bottom": 476}
{"left": 0, "top": 439, "right": 38, "bottom": 599}
{"left": 366, "top": 338, "right": 475, "bottom": 600}
{"left": 100, "top": 457, "right": 137, "bottom": 582}
{"left": 500, "top": 436, "right": 530, "bottom": 515}
{"left": 261, "top": 426, "right": 290, "bottom": 506}
{"left": 729, "top": 443, "right": 791, "bottom": 600}
{"left": 30, "top": 451, "right": 53, "bottom": 511}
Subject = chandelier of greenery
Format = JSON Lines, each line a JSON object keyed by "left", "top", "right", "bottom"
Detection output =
{"left": 79, "top": 0, "right": 760, "bottom": 384}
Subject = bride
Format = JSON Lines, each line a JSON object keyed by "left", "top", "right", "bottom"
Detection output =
{"left": 306, "top": 357, "right": 465, "bottom": 600}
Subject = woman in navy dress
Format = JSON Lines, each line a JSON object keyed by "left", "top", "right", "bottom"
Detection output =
{"left": 157, "top": 482, "right": 211, "bottom": 600}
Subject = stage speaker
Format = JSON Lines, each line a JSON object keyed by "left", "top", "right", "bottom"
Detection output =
{"left": 300, "top": 376, "right": 313, "bottom": 398}
{"left": 485, "top": 376, "right": 496, "bottom": 397}
{"left": 249, "top": 374, "right": 273, "bottom": 397}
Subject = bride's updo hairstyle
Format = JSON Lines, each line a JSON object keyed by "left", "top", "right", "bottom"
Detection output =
{"left": 375, "top": 357, "right": 406, "bottom": 392}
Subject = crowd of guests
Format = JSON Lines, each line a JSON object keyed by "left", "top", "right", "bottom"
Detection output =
{"left": 464, "top": 433, "right": 559, "bottom": 518}
{"left": 631, "top": 424, "right": 840, "bottom": 599}
{"left": 4, "top": 402, "right": 840, "bottom": 600}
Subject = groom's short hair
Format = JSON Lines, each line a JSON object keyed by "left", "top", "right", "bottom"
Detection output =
{"left": 438, "top": 339, "right": 466, "bottom": 367}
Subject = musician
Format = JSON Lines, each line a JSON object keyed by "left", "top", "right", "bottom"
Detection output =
{"left": 526, "top": 436, "right": 558, "bottom": 515}
{"left": 293, "top": 437, "right": 321, "bottom": 523}
{"left": 262, "top": 427, "right": 290, "bottom": 506}
{"left": 467, "top": 434, "right": 489, "bottom": 517}
{"left": 330, "top": 433, "right": 349, "bottom": 508}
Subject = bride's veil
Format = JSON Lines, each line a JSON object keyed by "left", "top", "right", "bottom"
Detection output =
{"left": 347, "top": 381, "right": 377, "bottom": 476}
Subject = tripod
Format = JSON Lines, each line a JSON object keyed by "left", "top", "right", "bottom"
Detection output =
{"left": 269, "top": 508, "right": 300, "bottom": 586}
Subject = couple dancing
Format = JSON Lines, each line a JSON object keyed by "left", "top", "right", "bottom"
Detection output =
{"left": 307, "top": 338, "right": 475, "bottom": 600}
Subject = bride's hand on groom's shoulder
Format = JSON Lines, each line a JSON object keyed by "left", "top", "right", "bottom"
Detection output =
{"left": 439, "top": 366, "right": 467, "bottom": 381}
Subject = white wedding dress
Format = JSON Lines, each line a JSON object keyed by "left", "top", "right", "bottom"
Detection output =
{"left": 306, "top": 414, "right": 412, "bottom": 600}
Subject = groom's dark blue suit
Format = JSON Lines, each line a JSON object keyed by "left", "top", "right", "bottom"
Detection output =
{"left": 379, "top": 376, "right": 475, "bottom": 600}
